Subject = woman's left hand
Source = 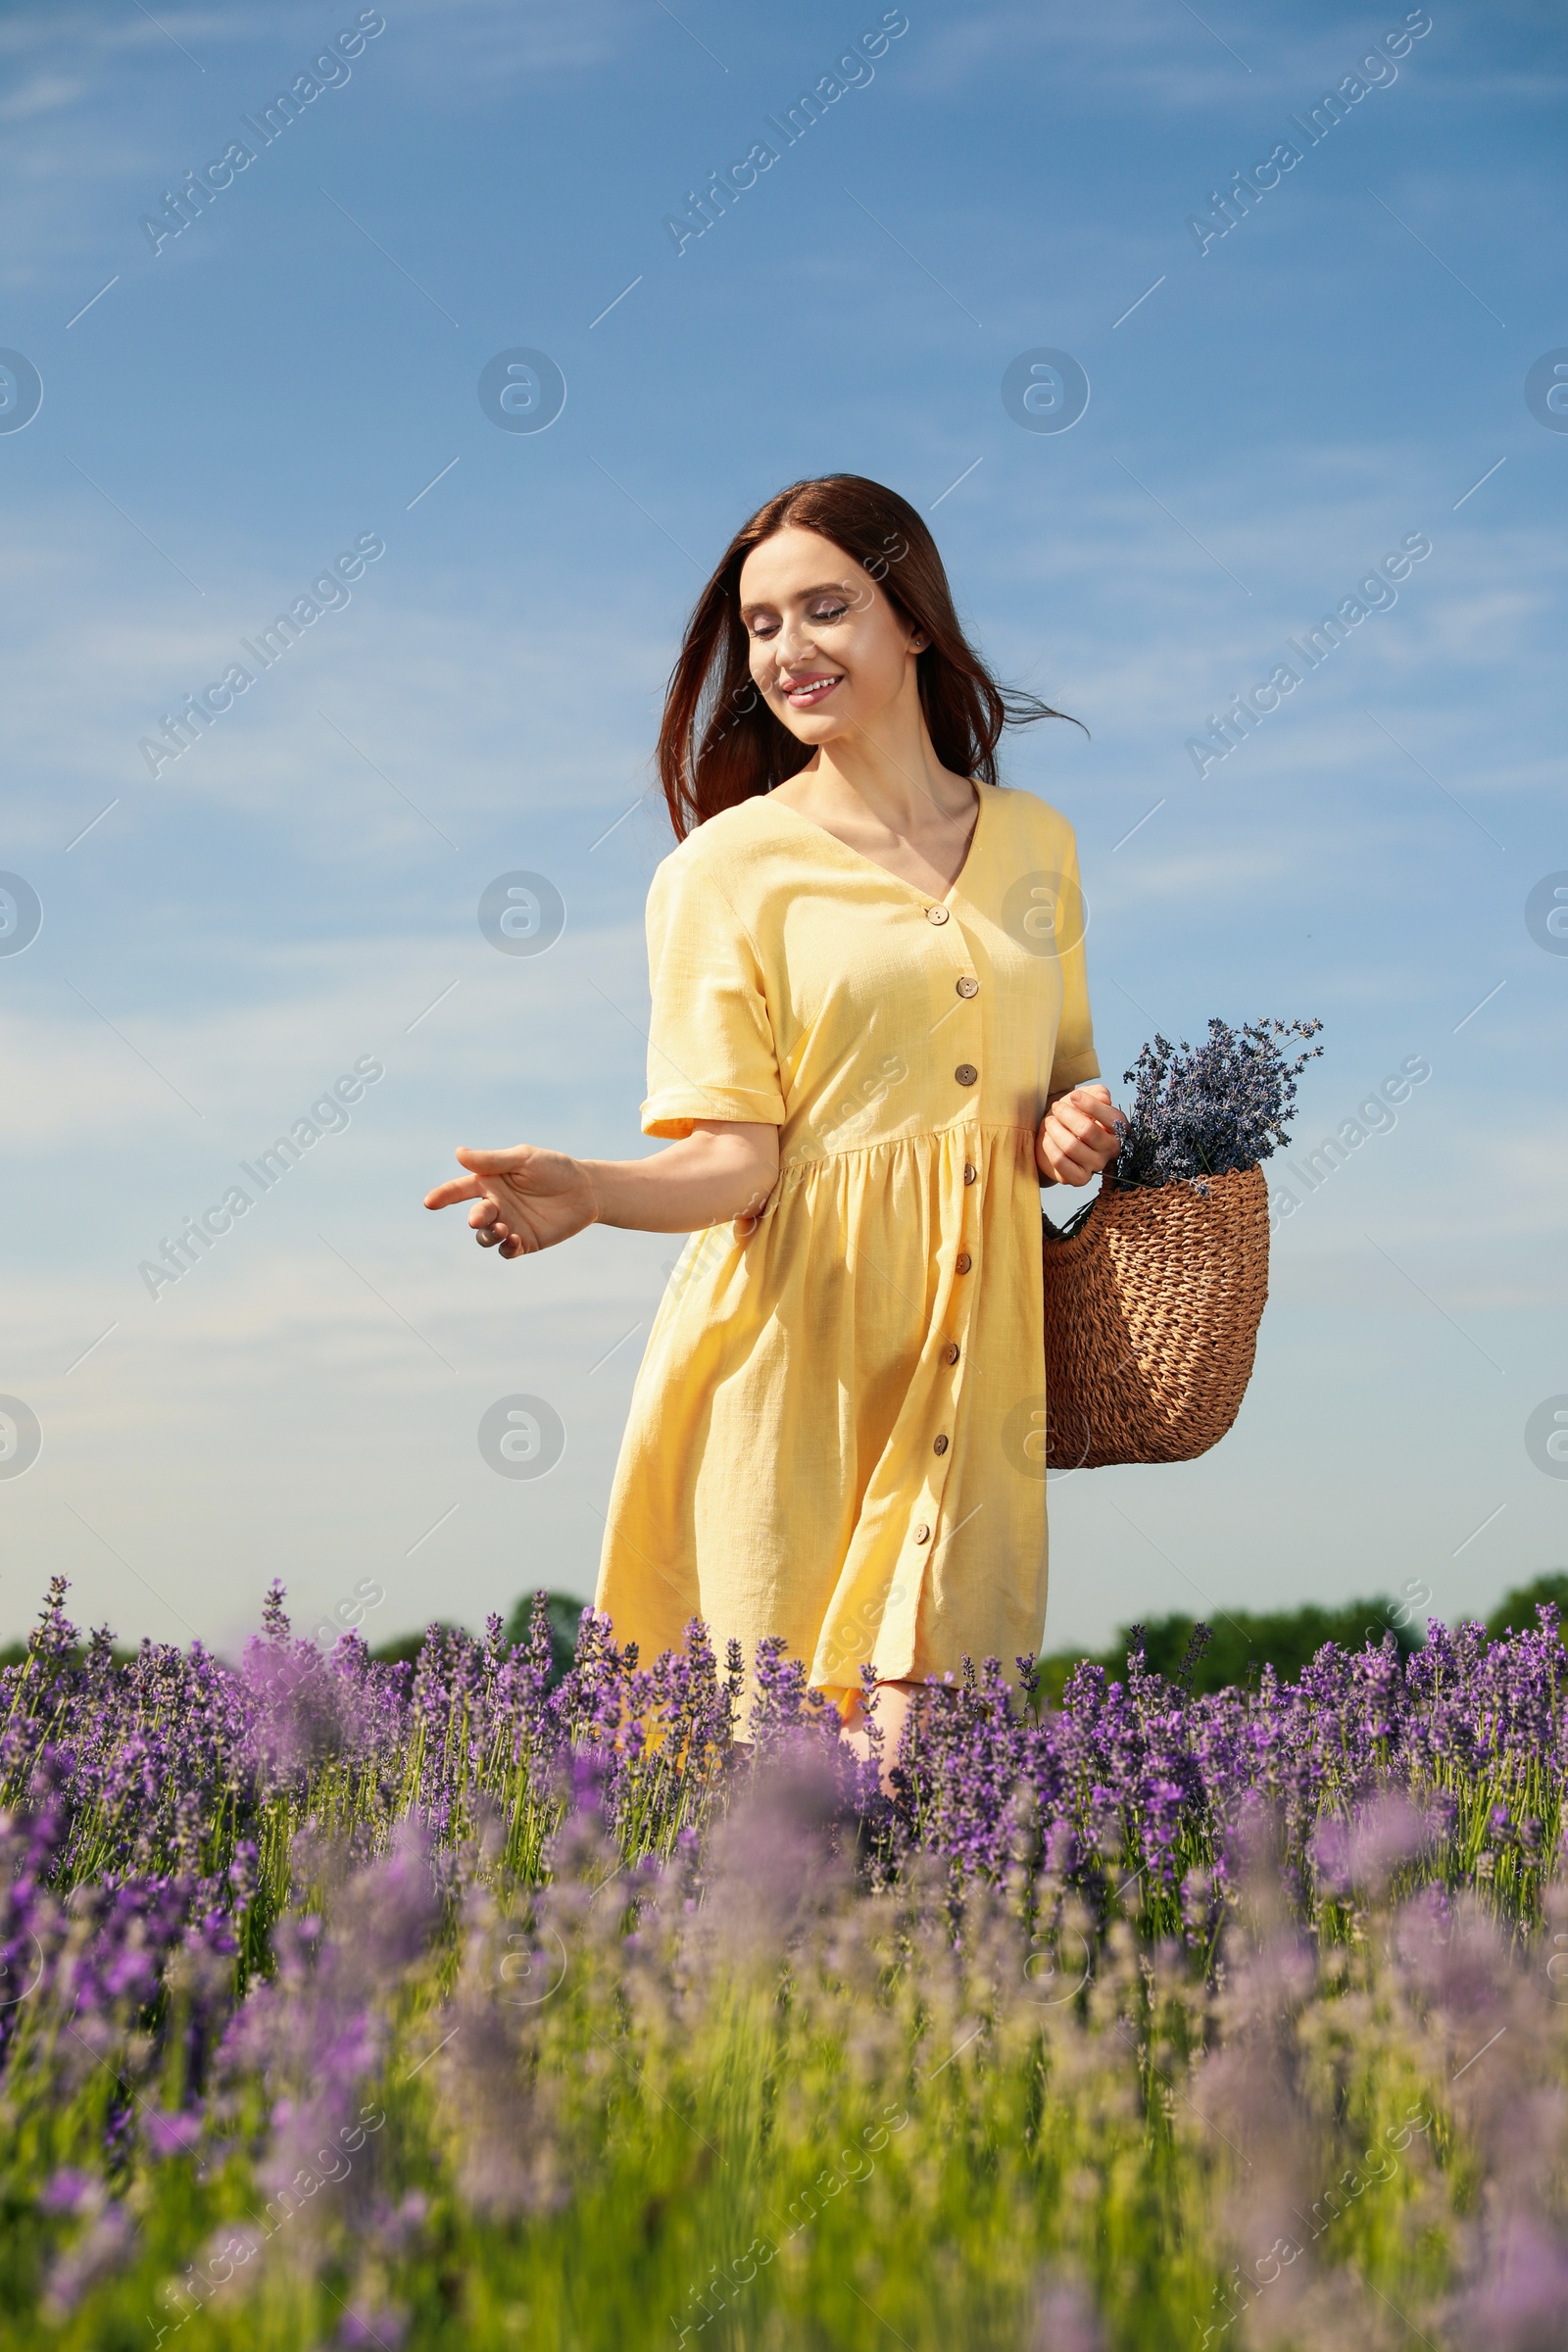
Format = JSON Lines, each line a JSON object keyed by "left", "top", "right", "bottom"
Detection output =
{"left": 1036, "top": 1084, "right": 1125, "bottom": 1187}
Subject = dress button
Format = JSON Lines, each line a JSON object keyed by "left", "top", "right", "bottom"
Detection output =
{"left": 956, "top": 976, "right": 979, "bottom": 999}
{"left": 933, "top": 1434, "right": 949, "bottom": 1455}
{"left": 925, "top": 906, "right": 950, "bottom": 926}
{"left": 956, "top": 1250, "right": 972, "bottom": 1274}
{"left": 955, "top": 1063, "right": 977, "bottom": 1087}
{"left": 963, "top": 1163, "right": 977, "bottom": 1185}
{"left": 913, "top": 1522, "right": 931, "bottom": 1544}
{"left": 943, "top": 1342, "right": 960, "bottom": 1366}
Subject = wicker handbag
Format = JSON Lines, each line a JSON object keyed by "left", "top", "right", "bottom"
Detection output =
{"left": 1040, "top": 1164, "right": 1270, "bottom": 1469}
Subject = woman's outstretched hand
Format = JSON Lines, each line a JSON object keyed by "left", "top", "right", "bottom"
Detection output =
{"left": 1036, "top": 1083, "right": 1126, "bottom": 1188}
{"left": 423, "top": 1122, "right": 781, "bottom": 1258}
{"left": 424, "top": 1146, "right": 598, "bottom": 1259}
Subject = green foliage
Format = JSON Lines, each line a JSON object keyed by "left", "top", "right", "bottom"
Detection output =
{"left": 5, "top": 1580, "right": 1567, "bottom": 2346}
{"left": 368, "top": 1594, "right": 585, "bottom": 1683}
{"left": 1034, "top": 1596, "right": 1423, "bottom": 1709}
{"left": 0, "top": 1803, "right": 1492, "bottom": 2351}
{"left": 1137, "top": 1598, "right": 1425, "bottom": 1691}
{"left": 0, "top": 1639, "right": 140, "bottom": 1672}
{"left": 1487, "top": 1572, "right": 1568, "bottom": 1639}
{"left": 367, "top": 1623, "right": 465, "bottom": 1666}
{"left": 1034, "top": 1580, "right": 1560, "bottom": 1712}
{"left": 501, "top": 1590, "right": 585, "bottom": 1686}
{"left": 1032, "top": 1576, "right": 1568, "bottom": 1710}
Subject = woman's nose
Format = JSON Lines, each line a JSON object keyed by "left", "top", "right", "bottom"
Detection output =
{"left": 775, "top": 614, "right": 816, "bottom": 668}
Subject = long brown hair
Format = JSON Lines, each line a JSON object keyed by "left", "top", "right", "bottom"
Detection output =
{"left": 656, "top": 473, "right": 1080, "bottom": 839}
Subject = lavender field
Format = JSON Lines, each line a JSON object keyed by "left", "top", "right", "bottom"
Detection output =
{"left": 6, "top": 1580, "right": 1568, "bottom": 2351}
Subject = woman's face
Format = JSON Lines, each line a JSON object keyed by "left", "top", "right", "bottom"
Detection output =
{"left": 738, "top": 525, "right": 924, "bottom": 749}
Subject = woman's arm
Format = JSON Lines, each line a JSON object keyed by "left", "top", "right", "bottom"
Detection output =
{"left": 423, "top": 1120, "right": 780, "bottom": 1259}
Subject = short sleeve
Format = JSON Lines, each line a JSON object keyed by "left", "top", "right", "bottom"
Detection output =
{"left": 640, "top": 850, "right": 786, "bottom": 1139}
{"left": 1045, "top": 826, "right": 1101, "bottom": 1097}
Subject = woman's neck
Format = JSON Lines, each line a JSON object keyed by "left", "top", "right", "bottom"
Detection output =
{"left": 772, "top": 715, "right": 980, "bottom": 897}
{"left": 778, "top": 703, "right": 976, "bottom": 839}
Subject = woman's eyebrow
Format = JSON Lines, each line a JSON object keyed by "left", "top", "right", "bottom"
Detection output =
{"left": 739, "top": 580, "right": 855, "bottom": 618}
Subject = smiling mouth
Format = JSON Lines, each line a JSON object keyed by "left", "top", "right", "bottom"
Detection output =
{"left": 781, "top": 674, "right": 843, "bottom": 708}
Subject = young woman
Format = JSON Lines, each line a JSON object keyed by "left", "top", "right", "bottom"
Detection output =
{"left": 425, "top": 475, "right": 1123, "bottom": 1768}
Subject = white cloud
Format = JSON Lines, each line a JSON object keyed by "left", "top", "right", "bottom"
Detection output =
{"left": 0, "top": 514, "right": 674, "bottom": 858}
{"left": 2, "top": 909, "right": 652, "bottom": 1149}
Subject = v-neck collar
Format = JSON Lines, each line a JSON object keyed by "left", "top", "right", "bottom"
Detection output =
{"left": 762, "top": 781, "right": 984, "bottom": 906}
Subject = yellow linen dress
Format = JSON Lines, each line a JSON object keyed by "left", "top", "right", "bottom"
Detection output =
{"left": 593, "top": 781, "right": 1100, "bottom": 1709}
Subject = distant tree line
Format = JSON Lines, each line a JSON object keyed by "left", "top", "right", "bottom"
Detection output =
{"left": 8, "top": 1578, "right": 1566, "bottom": 1697}
{"left": 1031, "top": 1573, "right": 1568, "bottom": 1708}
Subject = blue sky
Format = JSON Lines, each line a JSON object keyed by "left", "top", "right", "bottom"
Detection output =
{"left": 1, "top": 0, "right": 1564, "bottom": 1657}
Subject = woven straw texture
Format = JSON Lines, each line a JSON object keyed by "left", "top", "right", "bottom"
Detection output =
{"left": 1041, "top": 1163, "right": 1270, "bottom": 1469}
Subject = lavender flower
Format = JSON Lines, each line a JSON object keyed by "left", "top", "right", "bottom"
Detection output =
{"left": 9, "top": 1566, "right": 1568, "bottom": 2347}
{"left": 1116, "top": 1015, "right": 1324, "bottom": 1188}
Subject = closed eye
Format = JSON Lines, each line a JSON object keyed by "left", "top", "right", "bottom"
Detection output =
{"left": 752, "top": 603, "right": 849, "bottom": 641}
{"left": 743, "top": 585, "right": 855, "bottom": 637}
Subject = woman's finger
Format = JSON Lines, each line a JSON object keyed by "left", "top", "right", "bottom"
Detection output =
{"left": 1051, "top": 1089, "right": 1124, "bottom": 1139}
{"left": 1043, "top": 1109, "right": 1093, "bottom": 1152}
{"left": 454, "top": 1145, "right": 528, "bottom": 1176}
{"left": 424, "top": 1174, "right": 486, "bottom": 1210}
{"left": 1047, "top": 1101, "right": 1093, "bottom": 1141}
{"left": 1051, "top": 1133, "right": 1097, "bottom": 1168}
{"left": 1058, "top": 1097, "right": 1120, "bottom": 1141}
{"left": 1040, "top": 1115, "right": 1114, "bottom": 1182}
{"left": 1065, "top": 1114, "right": 1116, "bottom": 1158}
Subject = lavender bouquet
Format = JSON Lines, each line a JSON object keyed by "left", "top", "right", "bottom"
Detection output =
{"left": 1113, "top": 1015, "right": 1323, "bottom": 1190}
